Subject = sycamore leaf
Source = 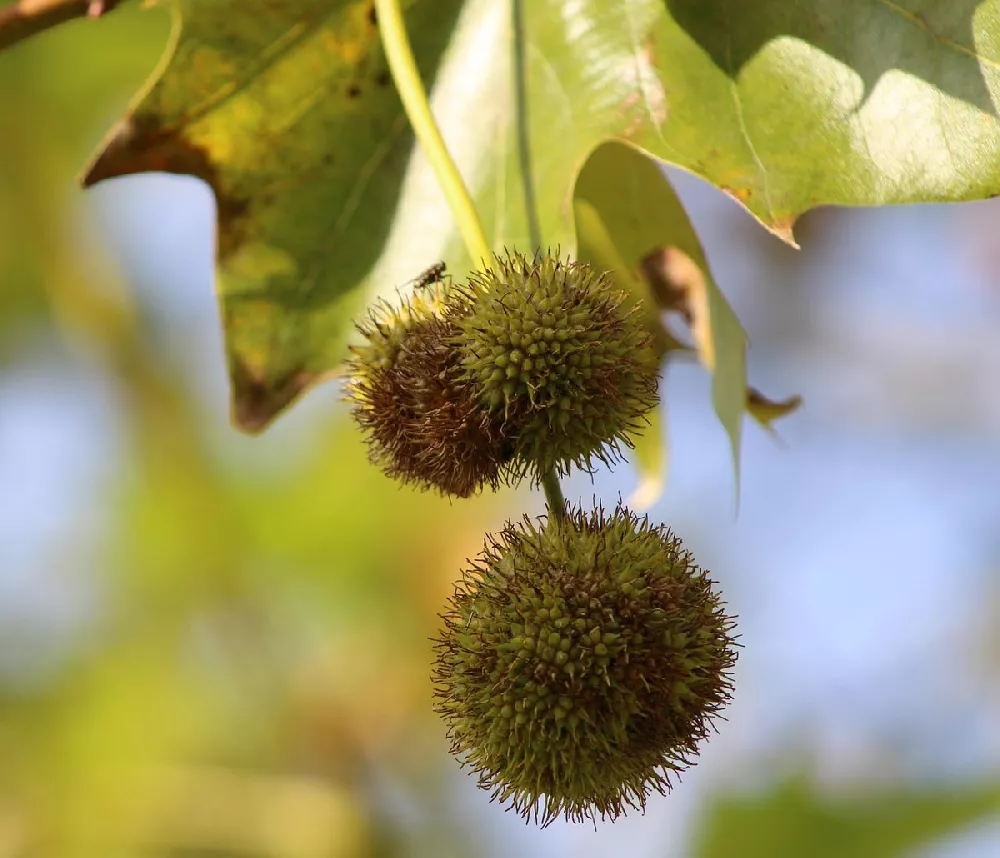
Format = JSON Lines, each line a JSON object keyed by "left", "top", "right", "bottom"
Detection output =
{"left": 83, "top": 0, "right": 464, "bottom": 431}
{"left": 656, "top": 0, "right": 1000, "bottom": 243}
{"left": 84, "top": 0, "right": 1000, "bottom": 431}
{"left": 424, "top": 0, "right": 1000, "bottom": 261}
{"left": 574, "top": 141, "right": 746, "bottom": 503}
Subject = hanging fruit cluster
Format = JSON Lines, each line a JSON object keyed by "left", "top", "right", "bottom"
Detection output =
{"left": 346, "top": 250, "right": 738, "bottom": 826}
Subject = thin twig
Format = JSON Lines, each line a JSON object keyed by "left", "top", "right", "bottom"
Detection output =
{"left": 0, "top": 0, "right": 123, "bottom": 53}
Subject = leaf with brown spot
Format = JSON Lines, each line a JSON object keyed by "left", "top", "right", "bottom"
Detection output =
{"left": 79, "top": 0, "right": 1000, "bottom": 435}
{"left": 83, "top": 0, "right": 464, "bottom": 431}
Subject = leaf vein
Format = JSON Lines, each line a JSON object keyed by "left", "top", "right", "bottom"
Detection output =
{"left": 167, "top": 7, "right": 341, "bottom": 133}
{"left": 876, "top": 0, "right": 1000, "bottom": 72}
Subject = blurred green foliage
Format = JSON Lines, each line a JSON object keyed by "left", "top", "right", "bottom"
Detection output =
{"left": 0, "top": 7, "right": 507, "bottom": 856}
{"left": 690, "top": 774, "right": 1000, "bottom": 858}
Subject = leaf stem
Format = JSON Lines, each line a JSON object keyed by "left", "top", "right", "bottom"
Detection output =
{"left": 378, "top": 0, "right": 567, "bottom": 518}
{"left": 0, "top": 0, "right": 122, "bottom": 52}
{"left": 541, "top": 470, "right": 566, "bottom": 519}
{"left": 512, "top": 1, "right": 564, "bottom": 516}
{"left": 374, "top": 0, "right": 491, "bottom": 267}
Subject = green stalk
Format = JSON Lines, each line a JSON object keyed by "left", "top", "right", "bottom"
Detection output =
{"left": 375, "top": 0, "right": 491, "bottom": 266}
{"left": 379, "top": 0, "right": 567, "bottom": 517}
{"left": 513, "top": 0, "right": 563, "bottom": 517}
{"left": 541, "top": 470, "right": 566, "bottom": 520}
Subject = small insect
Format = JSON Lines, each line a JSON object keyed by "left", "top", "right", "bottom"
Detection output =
{"left": 410, "top": 261, "right": 447, "bottom": 292}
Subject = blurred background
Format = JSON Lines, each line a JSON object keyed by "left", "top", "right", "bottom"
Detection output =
{"left": 3, "top": 6, "right": 1000, "bottom": 858}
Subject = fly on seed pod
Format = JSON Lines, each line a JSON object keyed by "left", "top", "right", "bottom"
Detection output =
{"left": 411, "top": 261, "right": 448, "bottom": 292}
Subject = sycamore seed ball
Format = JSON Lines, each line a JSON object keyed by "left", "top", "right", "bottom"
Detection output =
{"left": 449, "top": 251, "right": 659, "bottom": 479}
{"left": 433, "top": 504, "right": 738, "bottom": 826}
{"left": 346, "top": 288, "right": 508, "bottom": 498}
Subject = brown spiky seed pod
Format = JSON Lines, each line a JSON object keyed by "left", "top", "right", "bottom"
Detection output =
{"left": 433, "top": 503, "right": 737, "bottom": 826}
{"left": 448, "top": 251, "right": 659, "bottom": 478}
{"left": 345, "top": 289, "right": 507, "bottom": 497}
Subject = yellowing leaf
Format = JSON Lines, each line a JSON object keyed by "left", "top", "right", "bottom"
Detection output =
{"left": 83, "top": 0, "right": 464, "bottom": 431}
{"left": 628, "top": 400, "right": 666, "bottom": 512}
{"left": 573, "top": 198, "right": 668, "bottom": 509}
{"left": 574, "top": 141, "right": 747, "bottom": 503}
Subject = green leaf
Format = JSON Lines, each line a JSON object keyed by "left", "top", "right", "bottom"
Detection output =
{"left": 83, "top": 0, "right": 464, "bottom": 432}
{"left": 655, "top": 0, "right": 1000, "bottom": 242}
{"left": 573, "top": 141, "right": 746, "bottom": 502}
{"left": 690, "top": 774, "right": 1000, "bottom": 858}
{"left": 431, "top": 0, "right": 1000, "bottom": 256}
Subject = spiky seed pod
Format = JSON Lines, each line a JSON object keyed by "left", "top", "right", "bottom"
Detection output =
{"left": 448, "top": 251, "right": 659, "bottom": 478}
{"left": 346, "top": 289, "right": 508, "bottom": 497}
{"left": 433, "top": 504, "right": 737, "bottom": 826}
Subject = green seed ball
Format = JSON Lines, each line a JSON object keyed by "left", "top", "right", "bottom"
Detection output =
{"left": 447, "top": 251, "right": 660, "bottom": 480}
{"left": 345, "top": 292, "right": 510, "bottom": 497}
{"left": 432, "top": 503, "right": 738, "bottom": 826}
